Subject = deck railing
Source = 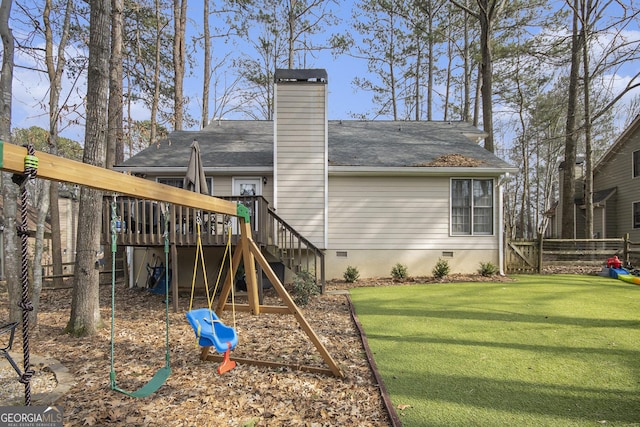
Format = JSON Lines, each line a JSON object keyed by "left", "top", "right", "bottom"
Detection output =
{"left": 102, "top": 195, "right": 325, "bottom": 287}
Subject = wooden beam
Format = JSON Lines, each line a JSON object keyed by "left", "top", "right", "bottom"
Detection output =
{"left": 246, "top": 236, "right": 344, "bottom": 378}
{"left": 227, "top": 304, "right": 292, "bottom": 315}
{"left": 214, "top": 221, "right": 344, "bottom": 377}
{"left": 0, "top": 141, "right": 238, "bottom": 216}
{"left": 240, "top": 221, "right": 260, "bottom": 315}
{"left": 201, "top": 352, "right": 337, "bottom": 377}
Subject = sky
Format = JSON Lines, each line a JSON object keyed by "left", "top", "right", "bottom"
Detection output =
{"left": 7, "top": 1, "right": 640, "bottom": 149}
{"left": 9, "top": 1, "right": 372, "bottom": 143}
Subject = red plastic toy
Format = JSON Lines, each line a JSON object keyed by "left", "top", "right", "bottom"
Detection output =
{"left": 607, "top": 255, "right": 622, "bottom": 269}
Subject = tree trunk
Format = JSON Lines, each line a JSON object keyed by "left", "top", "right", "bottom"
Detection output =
{"left": 580, "top": 0, "right": 593, "bottom": 239}
{"left": 473, "top": 63, "right": 481, "bottom": 127}
{"left": 561, "top": 0, "right": 582, "bottom": 239}
{"left": 44, "top": 0, "right": 73, "bottom": 288}
{"left": 108, "top": 0, "right": 124, "bottom": 167}
{"left": 288, "top": 0, "right": 296, "bottom": 68}
{"left": 173, "top": 0, "right": 187, "bottom": 130}
{"left": 426, "top": 11, "right": 433, "bottom": 121}
{"left": 463, "top": 0, "right": 471, "bottom": 122}
{"left": 202, "top": 0, "right": 210, "bottom": 129}
{"left": 66, "top": 0, "right": 110, "bottom": 337}
{"left": 415, "top": 41, "right": 422, "bottom": 121}
{"left": 150, "top": 0, "right": 162, "bottom": 144}
{"left": 0, "top": 0, "right": 21, "bottom": 323}
{"left": 478, "top": 1, "right": 494, "bottom": 152}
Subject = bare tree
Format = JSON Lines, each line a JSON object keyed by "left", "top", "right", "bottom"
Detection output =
{"left": 561, "top": 0, "right": 582, "bottom": 239}
{"left": 173, "top": 0, "right": 187, "bottom": 130}
{"left": 108, "top": 0, "right": 124, "bottom": 167}
{"left": 66, "top": 0, "right": 111, "bottom": 336}
{"left": 0, "top": 0, "right": 21, "bottom": 322}
{"left": 235, "top": 0, "right": 338, "bottom": 119}
{"left": 332, "top": 0, "right": 407, "bottom": 120}
{"left": 202, "top": 0, "right": 211, "bottom": 129}
{"left": 450, "top": 0, "right": 507, "bottom": 152}
{"left": 44, "top": 0, "right": 74, "bottom": 288}
{"left": 576, "top": 0, "right": 640, "bottom": 238}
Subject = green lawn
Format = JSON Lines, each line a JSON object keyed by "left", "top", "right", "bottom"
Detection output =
{"left": 349, "top": 274, "right": 640, "bottom": 426}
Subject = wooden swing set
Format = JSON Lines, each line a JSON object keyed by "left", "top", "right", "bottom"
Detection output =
{"left": 0, "top": 141, "right": 344, "bottom": 392}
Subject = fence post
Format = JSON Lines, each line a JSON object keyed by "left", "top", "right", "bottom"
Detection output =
{"left": 537, "top": 233, "right": 543, "bottom": 274}
{"left": 624, "top": 233, "right": 630, "bottom": 266}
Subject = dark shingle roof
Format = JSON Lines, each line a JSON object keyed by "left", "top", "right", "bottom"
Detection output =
{"left": 119, "top": 121, "right": 273, "bottom": 169}
{"left": 117, "top": 120, "right": 513, "bottom": 171}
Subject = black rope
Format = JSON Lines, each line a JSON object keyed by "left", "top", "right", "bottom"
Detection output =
{"left": 13, "top": 144, "right": 38, "bottom": 406}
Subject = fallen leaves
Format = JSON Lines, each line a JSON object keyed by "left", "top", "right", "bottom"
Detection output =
{"left": 0, "top": 284, "right": 391, "bottom": 426}
{"left": 414, "top": 153, "right": 486, "bottom": 167}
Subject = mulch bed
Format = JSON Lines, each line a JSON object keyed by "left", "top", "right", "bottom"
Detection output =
{"left": 1, "top": 281, "right": 393, "bottom": 426}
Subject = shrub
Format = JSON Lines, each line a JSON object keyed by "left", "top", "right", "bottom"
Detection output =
{"left": 478, "top": 261, "right": 499, "bottom": 277}
{"left": 432, "top": 258, "right": 450, "bottom": 279}
{"left": 292, "top": 270, "right": 319, "bottom": 306}
{"left": 343, "top": 265, "right": 360, "bottom": 283}
{"left": 391, "top": 263, "right": 408, "bottom": 279}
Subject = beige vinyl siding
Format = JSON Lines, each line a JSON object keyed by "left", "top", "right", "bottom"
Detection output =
{"left": 328, "top": 175, "right": 497, "bottom": 250}
{"left": 144, "top": 174, "right": 274, "bottom": 201}
{"left": 594, "top": 129, "right": 640, "bottom": 240}
{"left": 275, "top": 82, "right": 327, "bottom": 247}
{"left": 59, "top": 197, "right": 78, "bottom": 264}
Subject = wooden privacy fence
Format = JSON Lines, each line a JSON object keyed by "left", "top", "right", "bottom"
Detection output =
{"left": 505, "top": 234, "right": 640, "bottom": 273}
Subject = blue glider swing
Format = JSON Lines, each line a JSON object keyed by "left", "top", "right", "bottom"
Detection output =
{"left": 186, "top": 218, "right": 238, "bottom": 374}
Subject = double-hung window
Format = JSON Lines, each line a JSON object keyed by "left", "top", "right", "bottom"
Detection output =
{"left": 451, "top": 178, "right": 494, "bottom": 235}
{"left": 634, "top": 150, "right": 640, "bottom": 178}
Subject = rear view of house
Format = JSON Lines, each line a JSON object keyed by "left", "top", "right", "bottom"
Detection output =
{"left": 116, "top": 69, "right": 516, "bottom": 285}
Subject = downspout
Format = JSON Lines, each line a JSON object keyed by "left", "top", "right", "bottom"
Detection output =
{"left": 498, "top": 173, "right": 508, "bottom": 275}
{"left": 273, "top": 86, "right": 278, "bottom": 211}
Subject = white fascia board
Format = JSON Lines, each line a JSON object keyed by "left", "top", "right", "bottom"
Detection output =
{"left": 329, "top": 166, "right": 519, "bottom": 177}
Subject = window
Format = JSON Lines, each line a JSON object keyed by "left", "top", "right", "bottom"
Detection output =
{"left": 634, "top": 151, "right": 640, "bottom": 178}
{"left": 157, "top": 177, "right": 184, "bottom": 189}
{"left": 157, "top": 177, "right": 213, "bottom": 194}
{"left": 634, "top": 202, "right": 640, "bottom": 229}
{"left": 451, "top": 179, "right": 494, "bottom": 235}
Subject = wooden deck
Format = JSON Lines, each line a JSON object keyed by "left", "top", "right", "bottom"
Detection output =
{"left": 101, "top": 195, "right": 326, "bottom": 287}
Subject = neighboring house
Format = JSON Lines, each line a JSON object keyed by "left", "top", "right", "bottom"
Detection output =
{"left": 579, "top": 114, "right": 640, "bottom": 240}
{"left": 116, "top": 69, "right": 516, "bottom": 283}
{"left": 549, "top": 115, "right": 640, "bottom": 240}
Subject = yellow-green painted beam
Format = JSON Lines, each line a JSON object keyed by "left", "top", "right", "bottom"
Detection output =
{"left": 0, "top": 140, "right": 238, "bottom": 216}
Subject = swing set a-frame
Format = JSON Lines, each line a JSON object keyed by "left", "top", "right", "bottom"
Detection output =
{"left": 0, "top": 141, "right": 344, "bottom": 393}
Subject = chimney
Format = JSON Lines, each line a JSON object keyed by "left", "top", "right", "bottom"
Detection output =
{"left": 273, "top": 69, "right": 328, "bottom": 248}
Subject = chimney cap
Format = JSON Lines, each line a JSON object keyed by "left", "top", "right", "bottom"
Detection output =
{"left": 275, "top": 69, "right": 328, "bottom": 83}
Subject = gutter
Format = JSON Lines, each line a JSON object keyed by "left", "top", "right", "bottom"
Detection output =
{"left": 329, "top": 166, "right": 519, "bottom": 176}
{"left": 113, "top": 166, "right": 274, "bottom": 175}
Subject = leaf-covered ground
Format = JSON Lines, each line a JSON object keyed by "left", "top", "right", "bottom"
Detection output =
{"left": 1, "top": 283, "right": 391, "bottom": 426}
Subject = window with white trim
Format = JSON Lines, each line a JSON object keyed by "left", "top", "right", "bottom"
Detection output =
{"left": 451, "top": 178, "right": 494, "bottom": 235}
